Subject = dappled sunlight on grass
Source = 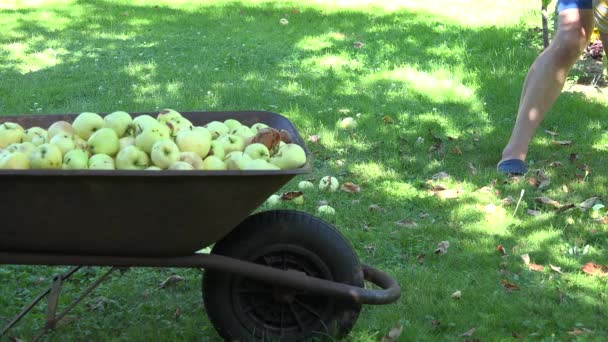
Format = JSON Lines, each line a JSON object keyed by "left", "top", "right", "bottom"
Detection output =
{"left": 294, "top": 32, "right": 346, "bottom": 52}
{"left": 349, "top": 161, "right": 399, "bottom": 183}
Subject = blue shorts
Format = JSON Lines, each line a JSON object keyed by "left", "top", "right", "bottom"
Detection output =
{"left": 557, "top": 0, "right": 593, "bottom": 12}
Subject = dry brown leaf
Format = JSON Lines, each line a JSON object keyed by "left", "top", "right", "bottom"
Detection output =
{"left": 582, "top": 262, "right": 608, "bottom": 277}
{"left": 381, "top": 324, "right": 404, "bottom": 342}
{"left": 503, "top": 196, "right": 515, "bottom": 205}
{"left": 467, "top": 161, "right": 477, "bottom": 175}
{"left": 569, "top": 153, "right": 579, "bottom": 162}
{"left": 435, "top": 241, "right": 450, "bottom": 255}
{"left": 550, "top": 161, "right": 563, "bottom": 167}
{"left": 545, "top": 130, "right": 559, "bottom": 136}
{"left": 568, "top": 328, "right": 593, "bottom": 336}
{"left": 534, "top": 197, "right": 561, "bottom": 208}
{"left": 353, "top": 41, "right": 365, "bottom": 49}
{"left": 596, "top": 215, "right": 608, "bottom": 224}
{"left": 500, "top": 279, "right": 520, "bottom": 291}
{"left": 159, "top": 275, "right": 185, "bottom": 288}
{"left": 496, "top": 244, "right": 507, "bottom": 256}
{"left": 368, "top": 204, "right": 385, "bottom": 212}
{"left": 460, "top": 327, "right": 477, "bottom": 337}
{"left": 431, "top": 171, "right": 450, "bottom": 180}
{"left": 175, "top": 307, "right": 181, "bottom": 320}
{"left": 527, "top": 209, "right": 541, "bottom": 216}
{"left": 550, "top": 264, "right": 563, "bottom": 273}
{"left": 395, "top": 219, "right": 418, "bottom": 228}
{"left": 521, "top": 254, "right": 530, "bottom": 265}
{"left": 552, "top": 140, "right": 573, "bottom": 146}
{"left": 251, "top": 128, "right": 282, "bottom": 154}
{"left": 341, "top": 182, "right": 361, "bottom": 193}
{"left": 528, "top": 178, "right": 540, "bottom": 187}
{"left": 280, "top": 191, "right": 303, "bottom": 201}
{"left": 451, "top": 146, "right": 463, "bottom": 155}
{"left": 529, "top": 263, "right": 544, "bottom": 272}
{"left": 579, "top": 197, "right": 600, "bottom": 211}
{"left": 308, "top": 135, "right": 321, "bottom": 143}
{"left": 536, "top": 169, "right": 551, "bottom": 189}
{"left": 416, "top": 253, "right": 426, "bottom": 264}
{"left": 451, "top": 290, "right": 462, "bottom": 299}
{"left": 279, "top": 129, "right": 293, "bottom": 144}
{"left": 383, "top": 115, "right": 394, "bottom": 124}
{"left": 556, "top": 203, "right": 576, "bottom": 213}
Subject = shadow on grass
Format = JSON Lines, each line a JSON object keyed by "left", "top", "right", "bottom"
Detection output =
{"left": 1, "top": 0, "right": 608, "bottom": 340}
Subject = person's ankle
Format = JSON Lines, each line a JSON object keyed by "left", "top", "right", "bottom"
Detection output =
{"left": 500, "top": 149, "right": 527, "bottom": 163}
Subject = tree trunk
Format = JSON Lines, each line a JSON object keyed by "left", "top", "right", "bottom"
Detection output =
{"left": 542, "top": 4, "right": 550, "bottom": 49}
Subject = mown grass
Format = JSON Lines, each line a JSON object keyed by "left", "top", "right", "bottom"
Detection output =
{"left": 1, "top": 0, "right": 608, "bottom": 341}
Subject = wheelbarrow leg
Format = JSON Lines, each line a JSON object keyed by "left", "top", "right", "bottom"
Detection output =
{"left": 44, "top": 273, "right": 64, "bottom": 331}
{"left": 1, "top": 266, "right": 80, "bottom": 338}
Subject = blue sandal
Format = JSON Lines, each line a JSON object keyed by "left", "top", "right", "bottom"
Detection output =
{"left": 497, "top": 159, "right": 527, "bottom": 175}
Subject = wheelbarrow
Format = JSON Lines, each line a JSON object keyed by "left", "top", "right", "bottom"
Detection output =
{"left": 0, "top": 111, "right": 401, "bottom": 341}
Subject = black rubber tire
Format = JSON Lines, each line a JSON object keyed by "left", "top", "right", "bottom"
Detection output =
{"left": 202, "top": 210, "right": 364, "bottom": 341}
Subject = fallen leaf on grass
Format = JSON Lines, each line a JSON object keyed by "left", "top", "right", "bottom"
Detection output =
{"left": 340, "top": 182, "right": 361, "bottom": 193}
{"left": 467, "top": 161, "right": 477, "bottom": 175}
{"left": 369, "top": 204, "right": 386, "bottom": 212}
{"left": 534, "top": 197, "right": 561, "bottom": 208}
{"left": 383, "top": 115, "right": 394, "bottom": 124}
{"left": 451, "top": 290, "right": 462, "bottom": 299}
{"left": 353, "top": 41, "right": 365, "bottom": 49}
{"left": 581, "top": 262, "right": 608, "bottom": 277}
{"left": 500, "top": 279, "right": 520, "bottom": 291}
{"left": 460, "top": 327, "right": 477, "bottom": 337}
{"left": 579, "top": 197, "right": 600, "bottom": 211}
{"left": 496, "top": 244, "right": 507, "bottom": 256}
{"left": 545, "top": 130, "right": 559, "bottom": 136}
{"left": 536, "top": 169, "right": 551, "bottom": 189}
{"left": 308, "top": 135, "right": 321, "bottom": 143}
{"left": 89, "top": 296, "right": 118, "bottom": 311}
{"left": 431, "top": 171, "right": 450, "bottom": 180}
{"left": 451, "top": 146, "right": 463, "bottom": 155}
{"left": 552, "top": 140, "right": 573, "bottom": 146}
{"left": 550, "top": 161, "right": 563, "bottom": 167}
{"left": 502, "top": 196, "right": 515, "bottom": 205}
{"left": 527, "top": 209, "right": 541, "bottom": 216}
{"left": 528, "top": 263, "right": 544, "bottom": 272}
{"left": 569, "top": 153, "right": 579, "bottom": 162}
{"left": 596, "top": 215, "right": 608, "bottom": 224}
{"left": 175, "top": 307, "right": 181, "bottom": 320}
{"left": 550, "top": 264, "right": 563, "bottom": 273}
{"left": 556, "top": 203, "right": 576, "bottom": 213}
{"left": 159, "top": 275, "right": 185, "bottom": 288}
{"left": 416, "top": 253, "right": 425, "bottom": 264}
{"left": 395, "top": 219, "right": 417, "bottom": 228}
{"left": 528, "top": 178, "right": 540, "bottom": 188}
{"left": 280, "top": 191, "right": 303, "bottom": 201}
{"left": 381, "top": 324, "right": 403, "bottom": 342}
{"left": 521, "top": 254, "right": 530, "bottom": 265}
{"left": 435, "top": 241, "right": 450, "bottom": 255}
{"left": 568, "top": 328, "right": 593, "bottom": 336}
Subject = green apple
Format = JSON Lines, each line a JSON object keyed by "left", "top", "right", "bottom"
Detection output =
{"left": 202, "top": 155, "right": 227, "bottom": 170}
{"left": 179, "top": 152, "right": 204, "bottom": 170}
{"left": 88, "top": 128, "right": 119, "bottom": 156}
{"left": 22, "top": 127, "right": 47, "bottom": 146}
{"left": 164, "top": 116, "right": 193, "bottom": 137}
{"left": 104, "top": 111, "right": 133, "bottom": 137}
{"left": 243, "top": 159, "right": 281, "bottom": 170}
{"left": 231, "top": 125, "right": 255, "bottom": 141}
{"left": 146, "top": 166, "right": 162, "bottom": 171}
{"left": 0, "top": 152, "right": 30, "bottom": 169}
{"left": 218, "top": 134, "right": 245, "bottom": 154}
{"left": 115, "top": 145, "right": 150, "bottom": 170}
{"left": 74, "top": 136, "right": 88, "bottom": 152}
{"left": 132, "top": 115, "right": 160, "bottom": 135}
{"left": 157, "top": 109, "right": 182, "bottom": 123}
{"left": 73, "top": 112, "right": 104, "bottom": 140}
{"left": 168, "top": 161, "right": 195, "bottom": 170}
{"left": 319, "top": 176, "right": 339, "bottom": 192}
{"left": 62, "top": 149, "right": 89, "bottom": 169}
{"left": 269, "top": 143, "right": 306, "bottom": 169}
{"left": 205, "top": 121, "right": 230, "bottom": 139}
{"left": 293, "top": 195, "right": 304, "bottom": 205}
{"left": 224, "top": 119, "right": 242, "bottom": 131}
{"left": 176, "top": 128, "right": 212, "bottom": 158}
{"left": 47, "top": 121, "right": 75, "bottom": 140}
{"left": 298, "top": 181, "right": 314, "bottom": 190}
{"left": 338, "top": 117, "right": 357, "bottom": 130}
{"left": 119, "top": 136, "right": 136, "bottom": 150}
{"left": 265, "top": 194, "right": 281, "bottom": 206}
{"left": 5, "top": 143, "right": 20, "bottom": 153}
{"left": 14, "top": 142, "right": 36, "bottom": 157}
{"left": 224, "top": 151, "right": 252, "bottom": 170}
{"left": 244, "top": 143, "right": 270, "bottom": 161}
{"left": 250, "top": 123, "right": 269, "bottom": 134}
{"left": 317, "top": 205, "right": 336, "bottom": 215}
{"left": 135, "top": 126, "right": 170, "bottom": 153}
{"left": 207, "top": 140, "right": 225, "bottom": 160}
{"left": 50, "top": 133, "right": 76, "bottom": 155}
{"left": 151, "top": 139, "right": 180, "bottom": 169}
{"left": 0, "top": 122, "right": 25, "bottom": 148}
{"left": 88, "top": 154, "right": 115, "bottom": 170}
{"left": 29, "top": 143, "right": 62, "bottom": 169}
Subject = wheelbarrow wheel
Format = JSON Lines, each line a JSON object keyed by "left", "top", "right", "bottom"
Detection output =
{"left": 203, "top": 209, "right": 364, "bottom": 341}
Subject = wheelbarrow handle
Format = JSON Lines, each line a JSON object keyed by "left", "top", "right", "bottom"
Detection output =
{"left": 0, "top": 252, "right": 401, "bottom": 305}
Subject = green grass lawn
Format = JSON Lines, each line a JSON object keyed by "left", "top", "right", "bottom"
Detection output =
{"left": 2, "top": 0, "right": 608, "bottom": 340}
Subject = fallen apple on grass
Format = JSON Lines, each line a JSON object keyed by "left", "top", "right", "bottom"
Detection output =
{"left": 319, "top": 176, "right": 339, "bottom": 192}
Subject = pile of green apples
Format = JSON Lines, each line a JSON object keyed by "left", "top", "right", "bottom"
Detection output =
{"left": 0, "top": 109, "right": 307, "bottom": 171}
